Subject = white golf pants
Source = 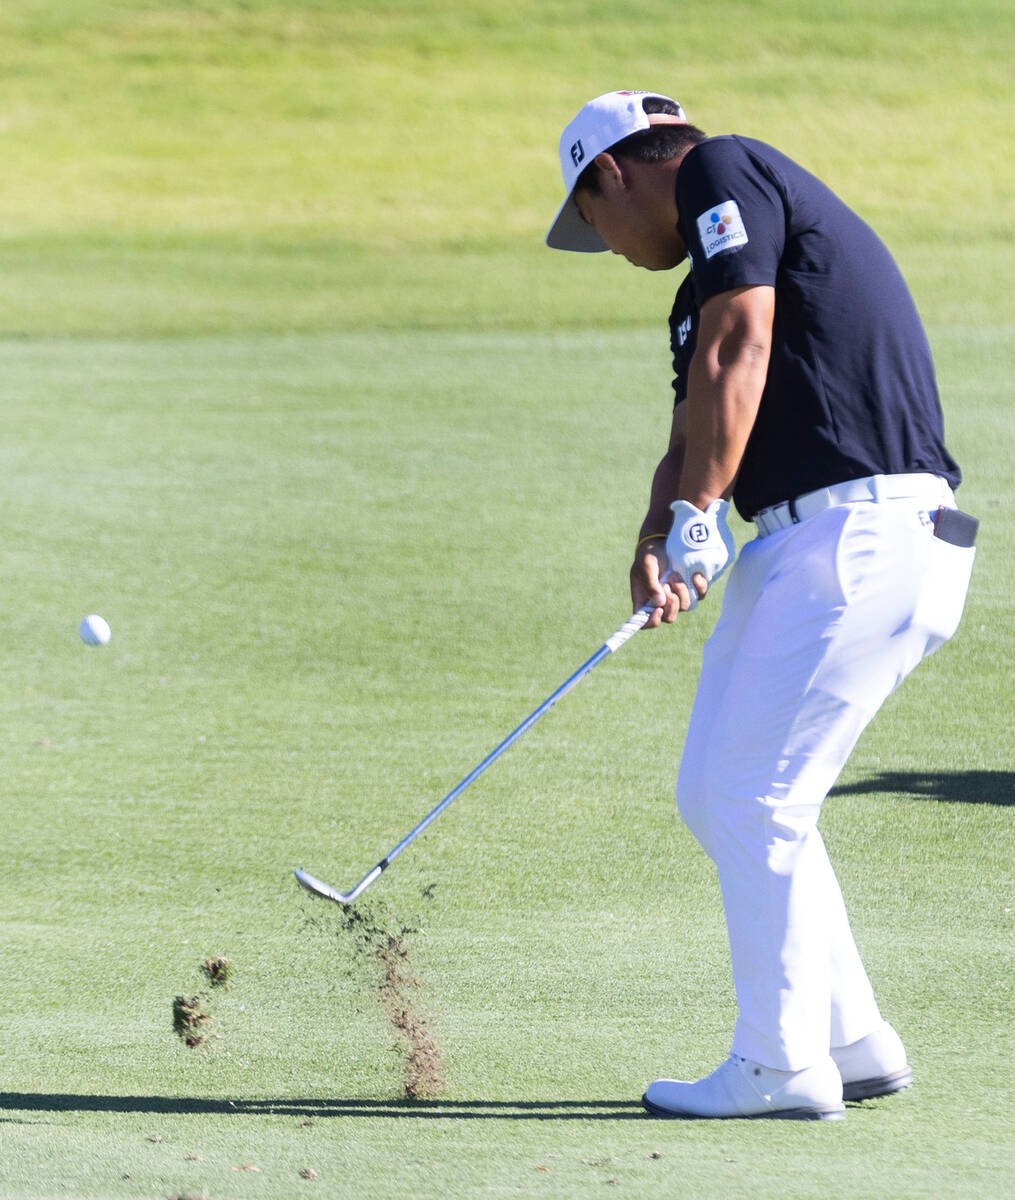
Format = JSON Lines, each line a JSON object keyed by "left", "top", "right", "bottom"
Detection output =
{"left": 676, "top": 486, "right": 974, "bottom": 1070}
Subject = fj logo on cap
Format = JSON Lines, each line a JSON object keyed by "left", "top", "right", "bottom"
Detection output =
{"left": 570, "top": 139, "right": 585, "bottom": 167}
{"left": 696, "top": 199, "right": 749, "bottom": 260}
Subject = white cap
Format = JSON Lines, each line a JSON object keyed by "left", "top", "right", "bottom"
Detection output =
{"left": 546, "top": 90, "right": 688, "bottom": 253}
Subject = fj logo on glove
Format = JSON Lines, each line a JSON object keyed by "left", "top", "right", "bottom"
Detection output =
{"left": 665, "top": 500, "right": 736, "bottom": 611}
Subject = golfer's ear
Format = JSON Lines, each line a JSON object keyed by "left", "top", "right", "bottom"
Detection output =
{"left": 593, "top": 152, "right": 624, "bottom": 190}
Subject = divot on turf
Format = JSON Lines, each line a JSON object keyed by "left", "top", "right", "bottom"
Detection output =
{"left": 171, "top": 996, "right": 212, "bottom": 1049}
{"left": 305, "top": 893, "right": 446, "bottom": 1098}
{"left": 171, "top": 953, "right": 234, "bottom": 1049}
{"left": 199, "top": 955, "right": 232, "bottom": 989}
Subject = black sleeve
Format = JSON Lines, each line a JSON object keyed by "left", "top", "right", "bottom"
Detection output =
{"left": 668, "top": 275, "right": 698, "bottom": 408}
{"left": 675, "top": 137, "right": 787, "bottom": 306}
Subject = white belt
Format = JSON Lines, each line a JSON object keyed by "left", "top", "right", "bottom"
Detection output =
{"left": 753, "top": 473, "right": 953, "bottom": 537}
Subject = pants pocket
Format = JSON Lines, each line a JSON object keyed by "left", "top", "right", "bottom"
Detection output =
{"left": 910, "top": 535, "right": 976, "bottom": 649}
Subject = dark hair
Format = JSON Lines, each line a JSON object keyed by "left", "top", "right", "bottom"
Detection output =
{"left": 574, "top": 96, "right": 708, "bottom": 196}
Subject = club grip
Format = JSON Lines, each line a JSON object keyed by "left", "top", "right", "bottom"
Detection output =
{"left": 604, "top": 602, "right": 655, "bottom": 652}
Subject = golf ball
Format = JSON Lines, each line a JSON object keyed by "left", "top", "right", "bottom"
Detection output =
{"left": 79, "top": 614, "right": 111, "bottom": 646}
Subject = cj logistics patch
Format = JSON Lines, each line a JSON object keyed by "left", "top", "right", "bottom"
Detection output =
{"left": 696, "top": 200, "right": 749, "bottom": 259}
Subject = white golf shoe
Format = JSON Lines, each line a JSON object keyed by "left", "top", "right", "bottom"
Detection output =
{"left": 832, "top": 1021, "right": 913, "bottom": 1101}
{"left": 642, "top": 1054, "right": 845, "bottom": 1121}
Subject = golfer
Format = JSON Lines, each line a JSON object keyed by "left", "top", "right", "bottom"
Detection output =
{"left": 546, "top": 91, "right": 977, "bottom": 1120}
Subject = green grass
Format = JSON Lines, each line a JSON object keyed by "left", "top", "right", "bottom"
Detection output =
{"left": 0, "top": 0, "right": 1013, "bottom": 1196}
{"left": 0, "top": 326, "right": 1011, "bottom": 1199}
{"left": 0, "top": 0, "right": 1012, "bottom": 335}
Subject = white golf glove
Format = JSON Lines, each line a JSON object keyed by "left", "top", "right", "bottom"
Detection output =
{"left": 664, "top": 499, "right": 736, "bottom": 610}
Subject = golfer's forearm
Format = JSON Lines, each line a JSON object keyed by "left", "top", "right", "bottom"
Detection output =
{"left": 679, "top": 369, "right": 761, "bottom": 508}
{"left": 678, "top": 286, "right": 773, "bottom": 509}
{"left": 640, "top": 440, "right": 685, "bottom": 541}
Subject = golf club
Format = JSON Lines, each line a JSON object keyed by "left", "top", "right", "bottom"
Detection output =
{"left": 295, "top": 600, "right": 657, "bottom": 904}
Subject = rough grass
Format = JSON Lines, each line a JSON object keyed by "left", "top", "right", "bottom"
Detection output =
{"left": 0, "top": 0, "right": 1011, "bottom": 335}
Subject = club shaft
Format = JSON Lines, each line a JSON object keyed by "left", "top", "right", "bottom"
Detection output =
{"left": 297, "top": 602, "right": 655, "bottom": 902}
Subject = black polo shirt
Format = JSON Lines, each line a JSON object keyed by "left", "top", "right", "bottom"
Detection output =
{"left": 669, "top": 136, "right": 960, "bottom": 519}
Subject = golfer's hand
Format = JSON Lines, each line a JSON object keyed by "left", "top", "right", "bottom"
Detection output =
{"left": 664, "top": 499, "right": 735, "bottom": 612}
{"left": 630, "top": 537, "right": 706, "bottom": 627}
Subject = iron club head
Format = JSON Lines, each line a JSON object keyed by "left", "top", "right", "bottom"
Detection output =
{"left": 294, "top": 866, "right": 382, "bottom": 905}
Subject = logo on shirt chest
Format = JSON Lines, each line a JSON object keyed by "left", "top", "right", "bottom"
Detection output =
{"left": 676, "top": 315, "right": 693, "bottom": 346}
{"left": 696, "top": 199, "right": 749, "bottom": 259}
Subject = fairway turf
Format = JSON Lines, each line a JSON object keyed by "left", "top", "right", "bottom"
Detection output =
{"left": 0, "top": 327, "right": 1011, "bottom": 1199}
{"left": 1, "top": 0, "right": 1013, "bottom": 1197}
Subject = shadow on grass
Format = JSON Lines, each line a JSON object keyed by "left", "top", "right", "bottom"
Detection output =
{"left": 0, "top": 1094, "right": 647, "bottom": 1120}
{"left": 830, "top": 770, "right": 1014, "bottom": 806}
